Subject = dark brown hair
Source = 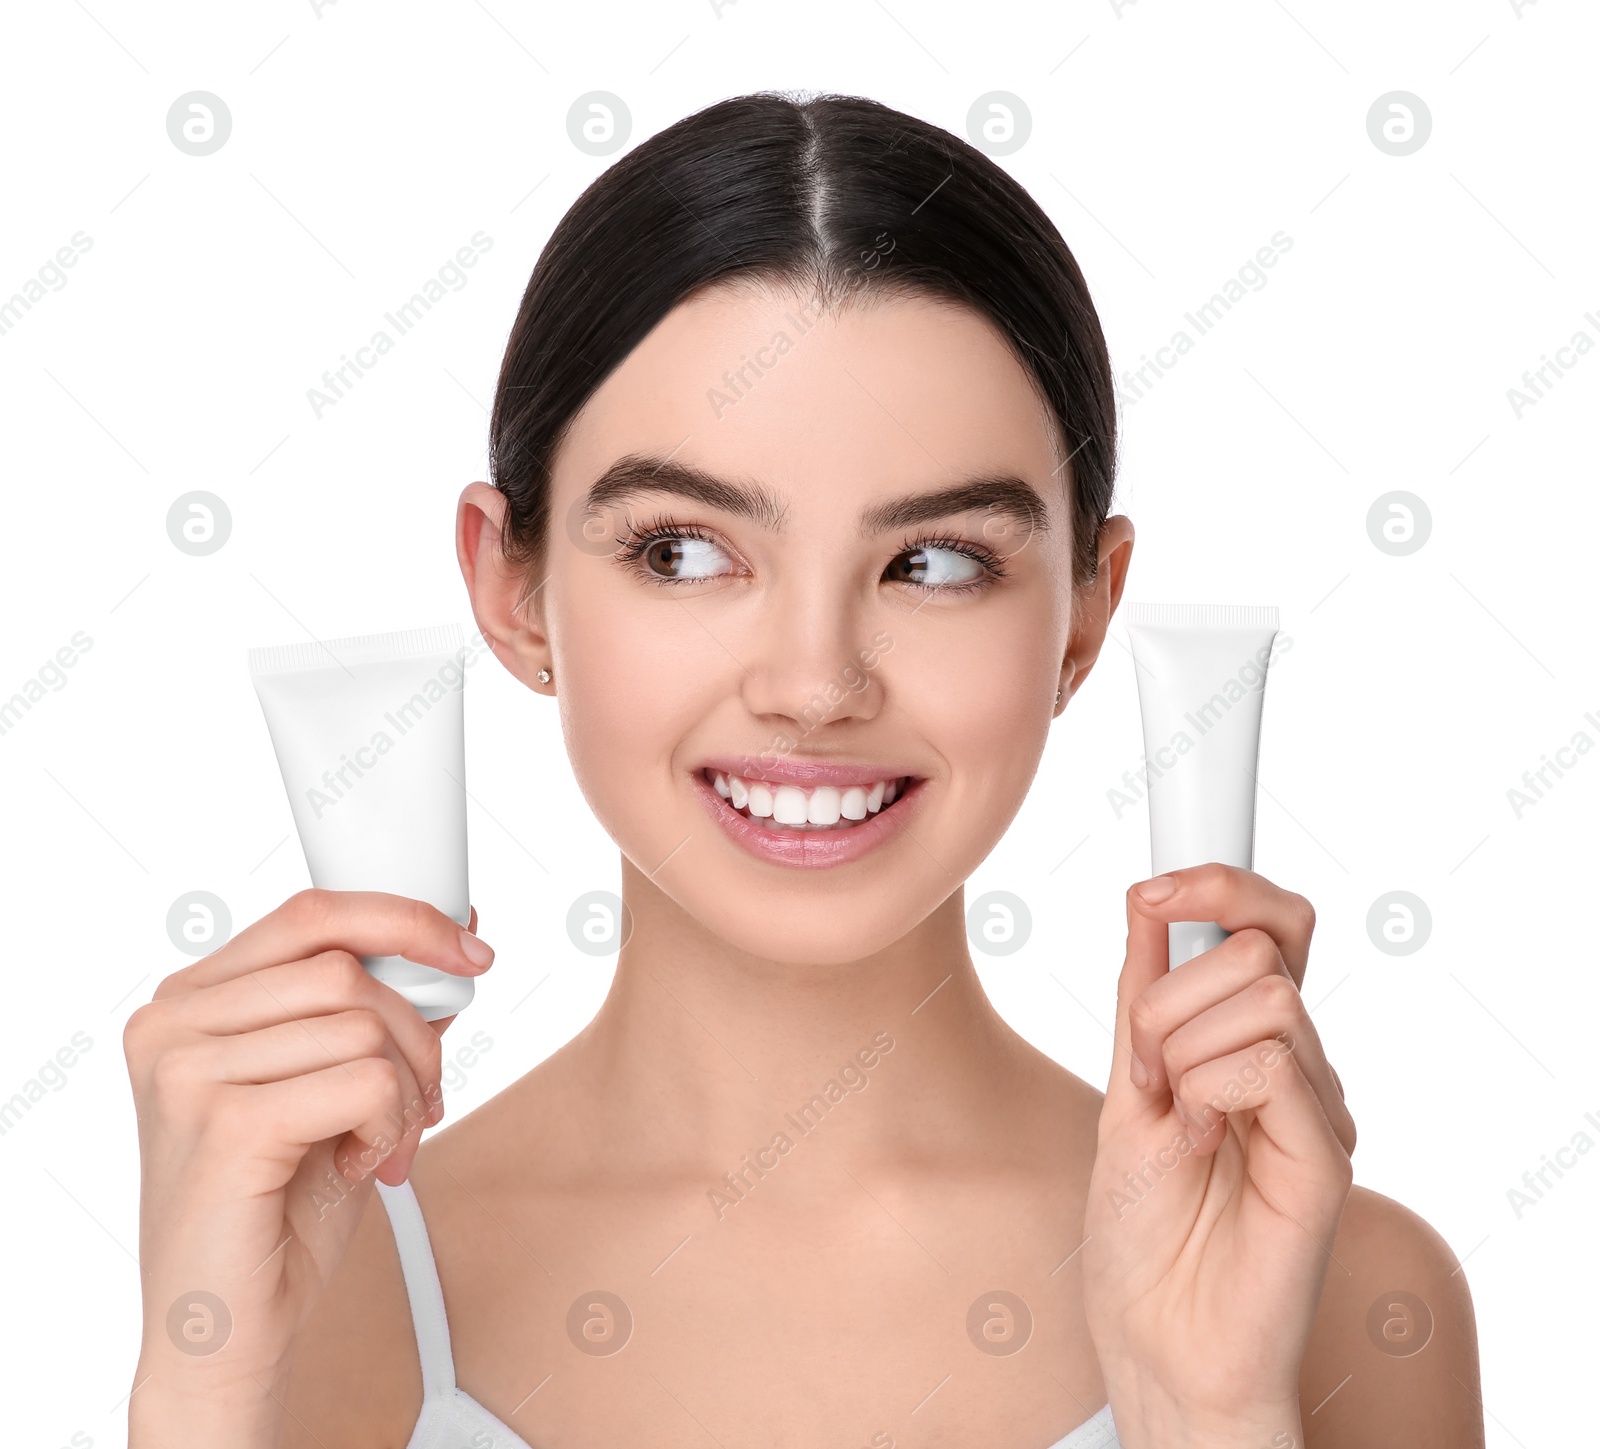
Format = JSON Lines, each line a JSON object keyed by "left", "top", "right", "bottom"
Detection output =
{"left": 489, "top": 90, "right": 1117, "bottom": 585}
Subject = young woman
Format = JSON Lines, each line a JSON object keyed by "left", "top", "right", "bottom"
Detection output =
{"left": 124, "top": 92, "right": 1484, "bottom": 1447}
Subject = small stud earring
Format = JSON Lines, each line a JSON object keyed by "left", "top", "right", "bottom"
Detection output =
{"left": 537, "top": 668, "right": 552, "bottom": 685}
{"left": 1055, "top": 686, "right": 1063, "bottom": 705}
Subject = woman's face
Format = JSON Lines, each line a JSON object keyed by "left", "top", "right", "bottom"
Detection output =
{"left": 467, "top": 282, "right": 1130, "bottom": 965}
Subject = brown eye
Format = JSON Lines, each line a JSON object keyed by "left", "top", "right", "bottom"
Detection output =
{"left": 639, "top": 534, "right": 732, "bottom": 581}
{"left": 645, "top": 540, "right": 682, "bottom": 575}
{"left": 883, "top": 544, "right": 987, "bottom": 588}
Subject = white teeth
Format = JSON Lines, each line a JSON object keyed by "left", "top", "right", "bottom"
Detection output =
{"left": 807, "top": 786, "right": 841, "bottom": 825}
{"left": 773, "top": 785, "right": 809, "bottom": 825}
{"left": 708, "top": 771, "right": 906, "bottom": 828}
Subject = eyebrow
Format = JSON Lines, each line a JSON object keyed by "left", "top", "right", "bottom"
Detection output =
{"left": 583, "top": 453, "right": 1051, "bottom": 538}
{"left": 859, "top": 476, "right": 1051, "bottom": 538}
{"left": 585, "top": 454, "right": 788, "bottom": 530}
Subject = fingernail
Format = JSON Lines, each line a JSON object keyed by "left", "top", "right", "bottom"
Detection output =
{"left": 1130, "top": 1054, "right": 1150, "bottom": 1089}
{"left": 459, "top": 929, "right": 495, "bottom": 969}
{"left": 1135, "top": 875, "right": 1177, "bottom": 904}
{"left": 1173, "top": 1097, "right": 1189, "bottom": 1127}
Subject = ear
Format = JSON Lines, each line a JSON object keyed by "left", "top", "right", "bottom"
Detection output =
{"left": 456, "top": 482, "right": 554, "bottom": 694}
{"left": 1055, "top": 513, "right": 1135, "bottom": 714}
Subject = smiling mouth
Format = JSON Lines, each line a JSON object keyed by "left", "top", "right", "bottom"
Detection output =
{"left": 702, "top": 769, "right": 917, "bottom": 831}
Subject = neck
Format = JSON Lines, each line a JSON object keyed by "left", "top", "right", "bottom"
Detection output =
{"left": 563, "top": 855, "right": 1029, "bottom": 1177}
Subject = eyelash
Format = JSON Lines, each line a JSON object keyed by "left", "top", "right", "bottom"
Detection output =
{"left": 611, "top": 514, "right": 1009, "bottom": 590}
{"left": 611, "top": 514, "right": 726, "bottom": 586}
{"left": 893, "top": 532, "right": 1010, "bottom": 591}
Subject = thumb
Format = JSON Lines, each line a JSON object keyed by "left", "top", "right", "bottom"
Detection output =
{"left": 1102, "top": 879, "right": 1174, "bottom": 1127}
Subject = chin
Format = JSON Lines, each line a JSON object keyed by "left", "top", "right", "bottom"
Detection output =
{"left": 661, "top": 876, "right": 951, "bottom": 968}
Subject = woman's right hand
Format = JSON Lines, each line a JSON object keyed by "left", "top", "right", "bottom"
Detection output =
{"left": 122, "top": 889, "right": 494, "bottom": 1444}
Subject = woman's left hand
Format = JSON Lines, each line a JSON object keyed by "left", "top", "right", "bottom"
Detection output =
{"left": 1082, "top": 864, "right": 1357, "bottom": 1448}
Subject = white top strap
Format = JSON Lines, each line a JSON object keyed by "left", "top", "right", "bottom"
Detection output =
{"left": 1057, "top": 1402, "right": 1120, "bottom": 1448}
{"left": 375, "top": 1179, "right": 457, "bottom": 1400}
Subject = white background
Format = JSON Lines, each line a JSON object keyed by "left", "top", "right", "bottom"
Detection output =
{"left": 1, "top": 2, "right": 1595, "bottom": 1444}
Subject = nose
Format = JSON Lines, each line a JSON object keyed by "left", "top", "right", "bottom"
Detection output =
{"left": 737, "top": 576, "right": 886, "bottom": 736}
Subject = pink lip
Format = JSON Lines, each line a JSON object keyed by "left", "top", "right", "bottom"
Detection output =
{"left": 692, "top": 769, "right": 926, "bottom": 869}
{"left": 695, "top": 755, "right": 920, "bottom": 788}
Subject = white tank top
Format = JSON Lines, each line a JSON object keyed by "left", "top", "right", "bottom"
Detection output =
{"left": 376, "top": 1180, "right": 1122, "bottom": 1448}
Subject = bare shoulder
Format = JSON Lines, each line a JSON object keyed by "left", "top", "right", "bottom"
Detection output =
{"left": 995, "top": 1027, "right": 1110, "bottom": 1175}
{"left": 280, "top": 1181, "right": 421, "bottom": 1448}
{"left": 1300, "top": 1184, "right": 1485, "bottom": 1448}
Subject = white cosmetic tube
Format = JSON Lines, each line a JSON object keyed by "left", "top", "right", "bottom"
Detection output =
{"left": 248, "top": 624, "right": 473, "bottom": 1021}
{"left": 1127, "top": 603, "right": 1281, "bottom": 971}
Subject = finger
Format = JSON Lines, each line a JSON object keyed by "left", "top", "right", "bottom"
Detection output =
{"left": 342, "top": 1040, "right": 426, "bottom": 1184}
{"left": 268, "top": 1049, "right": 428, "bottom": 1188}
{"left": 1160, "top": 977, "right": 1356, "bottom": 1155}
{"left": 1129, "top": 864, "right": 1315, "bottom": 984}
{"left": 1103, "top": 882, "right": 1176, "bottom": 1126}
{"left": 1126, "top": 926, "right": 1288, "bottom": 1092}
{"left": 198, "top": 1010, "right": 424, "bottom": 1092}
{"left": 174, "top": 952, "right": 444, "bottom": 1120}
{"left": 158, "top": 890, "right": 492, "bottom": 996}
{"left": 1174, "top": 1042, "right": 1352, "bottom": 1229}
{"left": 228, "top": 1017, "right": 438, "bottom": 1177}
{"left": 260, "top": 1030, "right": 428, "bottom": 1178}
{"left": 236, "top": 1055, "right": 421, "bottom": 1177}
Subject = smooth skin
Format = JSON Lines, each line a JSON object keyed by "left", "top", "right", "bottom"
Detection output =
{"left": 126, "top": 284, "right": 1483, "bottom": 1447}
